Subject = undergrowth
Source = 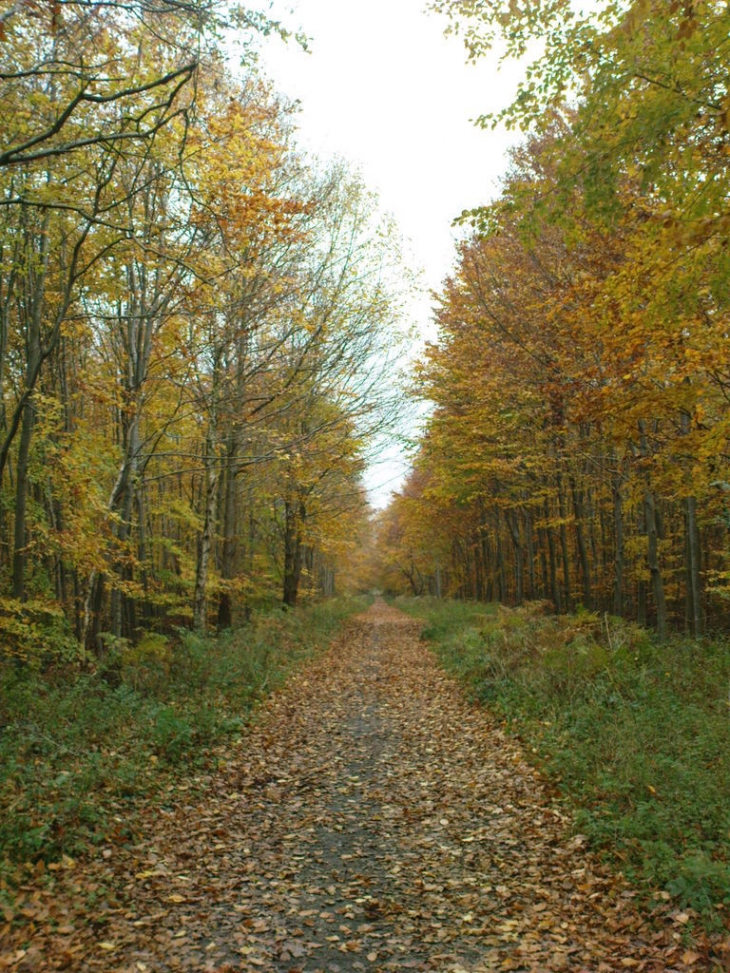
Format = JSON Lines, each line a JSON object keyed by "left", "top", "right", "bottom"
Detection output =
{"left": 0, "top": 596, "right": 367, "bottom": 876}
{"left": 398, "top": 596, "right": 730, "bottom": 932}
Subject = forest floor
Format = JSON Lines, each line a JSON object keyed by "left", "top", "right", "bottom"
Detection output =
{"left": 2, "top": 601, "right": 725, "bottom": 973}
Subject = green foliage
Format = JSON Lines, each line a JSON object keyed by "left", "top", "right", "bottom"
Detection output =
{"left": 0, "top": 599, "right": 82, "bottom": 669}
{"left": 0, "top": 597, "right": 368, "bottom": 871}
{"left": 400, "top": 597, "right": 730, "bottom": 928}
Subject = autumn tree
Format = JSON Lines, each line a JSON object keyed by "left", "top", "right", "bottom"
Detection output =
{"left": 382, "top": 0, "right": 730, "bottom": 633}
{"left": 0, "top": 2, "right": 407, "bottom": 654}
{"left": 392, "top": 109, "right": 730, "bottom": 633}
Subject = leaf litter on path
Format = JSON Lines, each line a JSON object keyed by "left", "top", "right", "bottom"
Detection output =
{"left": 1, "top": 601, "right": 728, "bottom": 972}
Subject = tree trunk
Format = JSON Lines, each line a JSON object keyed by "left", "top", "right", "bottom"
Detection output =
{"left": 217, "top": 442, "right": 239, "bottom": 630}
{"left": 193, "top": 434, "right": 220, "bottom": 635}
{"left": 12, "top": 219, "right": 48, "bottom": 601}
{"left": 12, "top": 398, "right": 34, "bottom": 600}
{"left": 636, "top": 498, "right": 647, "bottom": 627}
{"left": 644, "top": 488, "right": 668, "bottom": 638}
{"left": 612, "top": 473, "right": 625, "bottom": 617}
{"left": 525, "top": 509, "right": 535, "bottom": 600}
{"left": 638, "top": 422, "right": 667, "bottom": 636}
{"left": 684, "top": 495, "right": 702, "bottom": 636}
{"left": 283, "top": 498, "right": 306, "bottom": 608}
{"left": 537, "top": 527, "right": 549, "bottom": 600}
{"left": 473, "top": 528, "right": 485, "bottom": 600}
{"left": 479, "top": 533, "right": 493, "bottom": 601}
{"left": 496, "top": 529, "right": 506, "bottom": 603}
{"left": 570, "top": 476, "right": 592, "bottom": 610}
{"left": 506, "top": 510, "right": 524, "bottom": 604}
{"left": 543, "top": 496, "right": 561, "bottom": 611}
{"left": 319, "top": 560, "right": 335, "bottom": 598}
{"left": 556, "top": 476, "right": 572, "bottom": 610}
{"left": 680, "top": 410, "right": 703, "bottom": 635}
{"left": 135, "top": 484, "right": 151, "bottom": 627}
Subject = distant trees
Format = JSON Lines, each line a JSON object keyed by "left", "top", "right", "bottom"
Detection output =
{"left": 380, "top": 1, "right": 730, "bottom": 635}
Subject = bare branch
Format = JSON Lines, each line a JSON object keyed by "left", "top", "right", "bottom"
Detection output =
{"left": 0, "top": 63, "right": 197, "bottom": 167}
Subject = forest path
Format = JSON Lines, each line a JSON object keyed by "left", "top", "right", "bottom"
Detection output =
{"left": 4, "top": 602, "right": 696, "bottom": 972}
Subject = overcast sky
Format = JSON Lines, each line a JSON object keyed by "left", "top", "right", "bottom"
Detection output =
{"left": 257, "top": 0, "right": 522, "bottom": 505}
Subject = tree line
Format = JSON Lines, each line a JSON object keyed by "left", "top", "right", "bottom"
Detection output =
{"left": 378, "top": 0, "right": 730, "bottom": 636}
{"left": 0, "top": 0, "right": 403, "bottom": 657}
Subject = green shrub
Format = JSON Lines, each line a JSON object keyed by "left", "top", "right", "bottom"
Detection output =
{"left": 0, "top": 595, "right": 368, "bottom": 872}
{"left": 0, "top": 598, "right": 83, "bottom": 669}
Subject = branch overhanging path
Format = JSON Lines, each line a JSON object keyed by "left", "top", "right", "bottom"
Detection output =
{"left": 5, "top": 603, "right": 697, "bottom": 971}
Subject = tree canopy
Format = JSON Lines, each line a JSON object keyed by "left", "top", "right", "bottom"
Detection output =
{"left": 377, "top": 0, "right": 730, "bottom": 637}
{"left": 0, "top": 0, "right": 407, "bottom": 656}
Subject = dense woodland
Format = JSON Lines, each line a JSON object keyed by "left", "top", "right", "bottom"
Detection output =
{"left": 378, "top": 0, "right": 730, "bottom": 637}
{"left": 0, "top": 0, "right": 404, "bottom": 657}
{"left": 4, "top": 0, "right": 730, "bottom": 658}
{"left": 3, "top": 2, "right": 730, "bottom": 945}
{"left": 2, "top": 1, "right": 730, "bottom": 937}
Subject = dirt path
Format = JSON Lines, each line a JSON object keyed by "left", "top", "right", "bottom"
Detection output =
{"left": 1, "top": 602, "right": 712, "bottom": 972}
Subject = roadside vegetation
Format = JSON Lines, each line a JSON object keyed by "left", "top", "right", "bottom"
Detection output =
{"left": 0, "top": 596, "right": 368, "bottom": 886}
{"left": 397, "top": 597, "right": 730, "bottom": 931}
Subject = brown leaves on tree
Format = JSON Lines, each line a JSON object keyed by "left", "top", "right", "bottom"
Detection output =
{"left": 1, "top": 602, "right": 726, "bottom": 972}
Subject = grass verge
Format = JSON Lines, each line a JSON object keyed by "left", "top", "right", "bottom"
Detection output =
{"left": 397, "top": 596, "right": 730, "bottom": 932}
{"left": 0, "top": 596, "right": 368, "bottom": 881}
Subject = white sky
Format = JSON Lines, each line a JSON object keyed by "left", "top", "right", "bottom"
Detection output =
{"left": 256, "top": 0, "right": 523, "bottom": 506}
